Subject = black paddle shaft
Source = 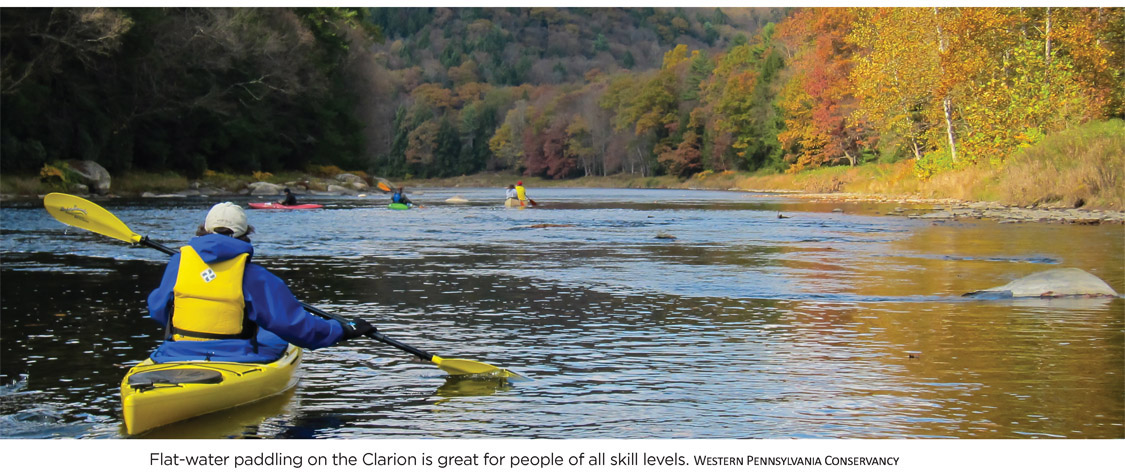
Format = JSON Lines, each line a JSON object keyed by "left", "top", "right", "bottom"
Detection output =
{"left": 136, "top": 237, "right": 436, "bottom": 362}
{"left": 140, "top": 237, "right": 176, "bottom": 256}
{"left": 299, "top": 304, "right": 436, "bottom": 362}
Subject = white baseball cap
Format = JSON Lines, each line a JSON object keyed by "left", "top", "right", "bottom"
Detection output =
{"left": 204, "top": 202, "right": 248, "bottom": 237}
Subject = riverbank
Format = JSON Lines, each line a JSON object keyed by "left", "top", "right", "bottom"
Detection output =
{"left": 5, "top": 120, "right": 1122, "bottom": 224}
{"left": 6, "top": 166, "right": 1123, "bottom": 225}
{"left": 397, "top": 168, "right": 1125, "bottom": 225}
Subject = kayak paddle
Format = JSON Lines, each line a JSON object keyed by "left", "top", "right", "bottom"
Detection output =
{"left": 42, "top": 192, "right": 523, "bottom": 379}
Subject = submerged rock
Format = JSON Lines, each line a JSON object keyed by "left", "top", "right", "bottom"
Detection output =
{"left": 964, "top": 268, "right": 1118, "bottom": 298}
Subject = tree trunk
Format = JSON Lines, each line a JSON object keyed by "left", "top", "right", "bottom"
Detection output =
{"left": 1044, "top": 7, "right": 1053, "bottom": 66}
{"left": 1044, "top": 7, "right": 1053, "bottom": 89}
{"left": 934, "top": 7, "right": 959, "bottom": 164}
{"left": 601, "top": 143, "right": 608, "bottom": 176}
{"left": 942, "top": 97, "right": 957, "bottom": 163}
{"left": 634, "top": 145, "right": 644, "bottom": 175}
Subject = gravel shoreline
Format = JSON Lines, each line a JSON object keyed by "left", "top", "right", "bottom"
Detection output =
{"left": 763, "top": 192, "right": 1125, "bottom": 225}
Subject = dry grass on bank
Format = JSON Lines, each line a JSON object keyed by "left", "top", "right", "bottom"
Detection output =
{"left": 0, "top": 174, "right": 44, "bottom": 196}
{"left": 997, "top": 120, "right": 1124, "bottom": 209}
{"left": 112, "top": 171, "right": 191, "bottom": 194}
{"left": 683, "top": 119, "right": 1124, "bottom": 210}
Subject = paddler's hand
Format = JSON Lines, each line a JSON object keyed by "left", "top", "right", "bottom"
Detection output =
{"left": 340, "top": 318, "right": 376, "bottom": 340}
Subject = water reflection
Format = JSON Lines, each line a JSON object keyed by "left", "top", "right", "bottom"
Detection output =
{"left": 434, "top": 375, "right": 513, "bottom": 399}
{"left": 1, "top": 189, "right": 1122, "bottom": 438}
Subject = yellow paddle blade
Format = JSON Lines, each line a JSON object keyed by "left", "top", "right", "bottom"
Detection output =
{"left": 43, "top": 193, "right": 142, "bottom": 244}
{"left": 431, "top": 355, "right": 526, "bottom": 380}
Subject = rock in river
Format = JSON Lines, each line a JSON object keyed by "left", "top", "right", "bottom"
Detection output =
{"left": 964, "top": 268, "right": 1119, "bottom": 298}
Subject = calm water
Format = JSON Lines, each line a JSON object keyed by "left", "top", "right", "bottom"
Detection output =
{"left": 1, "top": 188, "right": 1122, "bottom": 439}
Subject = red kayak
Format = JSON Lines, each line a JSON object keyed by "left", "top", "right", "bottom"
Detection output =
{"left": 248, "top": 202, "right": 324, "bottom": 210}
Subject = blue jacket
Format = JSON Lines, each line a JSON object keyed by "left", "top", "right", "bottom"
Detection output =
{"left": 146, "top": 234, "right": 345, "bottom": 362}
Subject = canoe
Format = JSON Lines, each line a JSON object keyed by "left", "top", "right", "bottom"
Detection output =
{"left": 247, "top": 202, "right": 323, "bottom": 210}
{"left": 388, "top": 203, "right": 411, "bottom": 210}
{"left": 120, "top": 344, "right": 302, "bottom": 435}
{"left": 504, "top": 198, "right": 523, "bottom": 208}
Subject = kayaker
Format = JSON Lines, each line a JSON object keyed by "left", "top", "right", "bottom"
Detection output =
{"left": 145, "top": 202, "right": 374, "bottom": 363}
{"left": 279, "top": 188, "right": 298, "bottom": 206}
{"left": 515, "top": 181, "right": 535, "bottom": 207}
{"left": 391, "top": 187, "right": 413, "bottom": 206}
{"left": 504, "top": 184, "right": 518, "bottom": 207}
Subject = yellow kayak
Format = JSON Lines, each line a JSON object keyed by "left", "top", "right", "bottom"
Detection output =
{"left": 120, "top": 344, "right": 302, "bottom": 435}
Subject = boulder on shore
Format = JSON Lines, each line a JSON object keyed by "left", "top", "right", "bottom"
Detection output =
{"left": 335, "top": 173, "right": 369, "bottom": 191}
{"left": 248, "top": 182, "right": 285, "bottom": 195}
{"left": 67, "top": 160, "right": 111, "bottom": 195}
{"left": 964, "top": 268, "right": 1118, "bottom": 298}
{"left": 326, "top": 184, "right": 357, "bottom": 195}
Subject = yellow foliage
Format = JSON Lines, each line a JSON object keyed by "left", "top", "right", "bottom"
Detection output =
{"left": 307, "top": 165, "right": 345, "bottom": 177}
{"left": 40, "top": 164, "right": 64, "bottom": 181}
{"left": 252, "top": 171, "right": 273, "bottom": 181}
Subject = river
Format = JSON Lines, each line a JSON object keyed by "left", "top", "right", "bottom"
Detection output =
{"left": 1, "top": 188, "right": 1122, "bottom": 438}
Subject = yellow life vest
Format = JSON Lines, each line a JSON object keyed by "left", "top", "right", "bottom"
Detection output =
{"left": 516, "top": 185, "right": 527, "bottom": 201}
{"left": 170, "top": 245, "right": 250, "bottom": 341}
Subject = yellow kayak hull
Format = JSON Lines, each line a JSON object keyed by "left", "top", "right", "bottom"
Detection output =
{"left": 120, "top": 345, "right": 302, "bottom": 435}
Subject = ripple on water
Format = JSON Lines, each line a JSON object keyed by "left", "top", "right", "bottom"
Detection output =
{"left": 2, "top": 190, "right": 1123, "bottom": 438}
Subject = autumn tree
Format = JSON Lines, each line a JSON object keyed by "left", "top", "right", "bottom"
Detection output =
{"left": 776, "top": 8, "right": 869, "bottom": 172}
{"left": 850, "top": 8, "right": 943, "bottom": 163}
{"left": 488, "top": 101, "right": 530, "bottom": 171}
{"left": 851, "top": 7, "right": 1123, "bottom": 176}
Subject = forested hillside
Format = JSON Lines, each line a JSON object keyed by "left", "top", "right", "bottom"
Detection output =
{"left": 361, "top": 7, "right": 786, "bottom": 179}
{"left": 2, "top": 7, "right": 1122, "bottom": 185}
{"left": 1, "top": 8, "right": 382, "bottom": 176}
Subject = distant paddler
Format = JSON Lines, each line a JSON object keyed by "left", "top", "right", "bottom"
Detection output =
{"left": 278, "top": 188, "right": 298, "bottom": 206}
{"left": 515, "top": 181, "right": 537, "bottom": 207}
{"left": 391, "top": 187, "right": 414, "bottom": 207}
{"left": 505, "top": 184, "right": 519, "bottom": 207}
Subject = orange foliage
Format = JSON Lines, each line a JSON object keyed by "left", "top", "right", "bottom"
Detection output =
{"left": 777, "top": 8, "right": 868, "bottom": 172}
{"left": 411, "top": 83, "right": 456, "bottom": 110}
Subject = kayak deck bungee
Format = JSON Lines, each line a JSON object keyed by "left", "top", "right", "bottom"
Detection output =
{"left": 120, "top": 344, "right": 302, "bottom": 435}
{"left": 247, "top": 202, "right": 323, "bottom": 210}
